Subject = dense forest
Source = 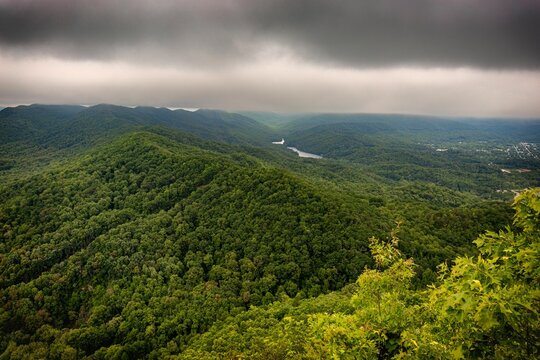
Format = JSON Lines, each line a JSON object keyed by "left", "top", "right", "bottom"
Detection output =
{"left": 0, "top": 105, "right": 538, "bottom": 358}
{"left": 179, "top": 188, "right": 539, "bottom": 359}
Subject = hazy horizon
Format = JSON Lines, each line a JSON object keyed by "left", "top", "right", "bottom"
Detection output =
{"left": 3, "top": 102, "right": 540, "bottom": 121}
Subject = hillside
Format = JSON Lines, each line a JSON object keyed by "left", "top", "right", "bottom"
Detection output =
{"left": 0, "top": 105, "right": 86, "bottom": 144}
{"left": 0, "top": 104, "right": 276, "bottom": 147}
{"left": 247, "top": 112, "right": 540, "bottom": 142}
{"left": 0, "top": 104, "right": 276, "bottom": 175}
{"left": 178, "top": 189, "right": 539, "bottom": 359}
{"left": 0, "top": 131, "right": 389, "bottom": 357}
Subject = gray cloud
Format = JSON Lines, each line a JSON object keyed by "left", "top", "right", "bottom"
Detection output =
{"left": 1, "top": 0, "right": 540, "bottom": 68}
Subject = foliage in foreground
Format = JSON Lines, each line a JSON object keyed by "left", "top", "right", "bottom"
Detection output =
{"left": 181, "top": 188, "right": 539, "bottom": 359}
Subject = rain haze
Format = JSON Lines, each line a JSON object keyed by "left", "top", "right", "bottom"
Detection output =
{"left": 1, "top": 0, "right": 540, "bottom": 117}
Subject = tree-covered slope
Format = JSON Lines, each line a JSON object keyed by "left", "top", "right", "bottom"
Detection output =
{"left": 0, "top": 104, "right": 277, "bottom": 175}
{"left": 256, "top": 112, "right": 540, "bottom": 143}
{"left": 0, "top": 104, "right": 276, "bottom": 148}
{"left": 179, "top": 188, "right": 539, "bottom": 359}
{"left": 0, "top": 131, "right": 386, "bottom": 358}
{"left": 0, "top": 105, "right": 86, "bottom": 144}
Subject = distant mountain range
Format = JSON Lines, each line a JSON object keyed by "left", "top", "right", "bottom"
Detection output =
{"left": 0, "top": 104, "right": 276, "bottom": 148}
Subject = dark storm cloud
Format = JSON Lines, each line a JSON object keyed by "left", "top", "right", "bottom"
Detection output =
{"left": 1, "top": 0, "right": 539, "bottom": 68}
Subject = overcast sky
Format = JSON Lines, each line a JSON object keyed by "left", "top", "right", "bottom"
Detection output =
{"left": 1, "top": 0, "right": 540, "bottom": 117}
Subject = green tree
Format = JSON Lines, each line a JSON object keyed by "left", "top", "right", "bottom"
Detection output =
{"left": 400, "top": 188, "right": 540, "bottom": 359}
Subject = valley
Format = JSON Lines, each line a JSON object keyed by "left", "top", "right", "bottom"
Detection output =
{"left": 0, "top": 105, "right": 538, "bottom": 358}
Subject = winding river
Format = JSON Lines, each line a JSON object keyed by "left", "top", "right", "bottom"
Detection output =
{"left": 272, "top": 139, "right": 322, "bottom": 159}
{"left": 286, "top": 147, "right": 323, "bottom": 159}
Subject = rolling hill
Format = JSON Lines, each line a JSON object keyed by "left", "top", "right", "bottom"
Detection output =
{"left": 0, "top": 130, "right": 387, "bottom": 357}
{"left": 0, "top": 104, "right": 277, "bottom": 175}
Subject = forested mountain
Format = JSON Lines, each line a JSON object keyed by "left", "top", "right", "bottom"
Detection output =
{"left": 179, "top": 189, "right": 539, "bottom": 359}
{"left": 0, "top": 104, "right": 275, "bottom": 147}
{"left": 0, "top": 131, "right": 389, "bottom": 357}
{"left": 246, "top": 111, "right": 540, "bottom": 142}
{"left": 0, "top": 105, "right": 86, "bottom": 144}
{"left": 0, "top": 104, "right": 276, "bottom": 175}
{"left": 0, "top": 105, "right": 538, "bottom": 358}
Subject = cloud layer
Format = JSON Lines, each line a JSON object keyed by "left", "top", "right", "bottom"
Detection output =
{"left": 2, "top": 0, "right": 540, "bottom": 68}
{"left": 2, "top": 55, "right": 539, "bottom": 117}
{"left": 1, "top": 0, "right": 539, "bottom": 115}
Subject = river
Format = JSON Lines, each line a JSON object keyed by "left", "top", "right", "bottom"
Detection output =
{"left": 287, "top": 147, "right": 323, "bottom": 159}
